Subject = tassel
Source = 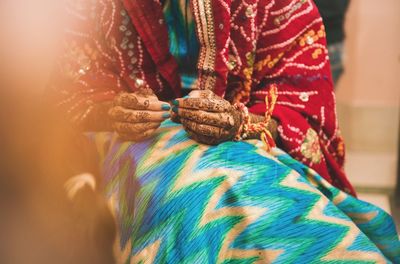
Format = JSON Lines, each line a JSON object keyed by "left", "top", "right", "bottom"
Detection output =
{"left": 261, "top": 84, "right": 278, "bottom": 152}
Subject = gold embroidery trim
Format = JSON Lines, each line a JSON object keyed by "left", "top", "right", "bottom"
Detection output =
{"left": 192, "top": 0, "right": 217, "bottom": 91}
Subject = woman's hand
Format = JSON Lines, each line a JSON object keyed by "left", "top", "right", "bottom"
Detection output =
{"left": 172, "top": 90, "right": 242, "bottom": 145}
{"left": 108, "top": 88, "right": 171, "bottom": 141}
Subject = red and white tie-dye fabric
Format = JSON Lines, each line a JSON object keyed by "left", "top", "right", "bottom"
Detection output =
{"left": 52, "top": 0, "right": 355, "bottom": 195}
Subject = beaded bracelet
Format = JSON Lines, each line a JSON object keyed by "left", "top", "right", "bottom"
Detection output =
{"left": 233, "top": 84, "right": 278, "bottom": 152}
{"left": 260, "top": 84, "right": 278, "bottom": 151}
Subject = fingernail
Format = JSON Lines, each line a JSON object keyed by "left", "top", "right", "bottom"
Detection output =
{"left": 162, "top": 112, "right": 171, "bottom": 119}
{"left": 161, "top": 104, "right": 171, "bottom": 111}
{"left": 172, "top": 100, "right": 179, "bottom": 106}
{"left": 172, "top": 106, "right": 178, "bottom": 113}
{"left": 183, "top": 95, "right": 189, "bottom": 99}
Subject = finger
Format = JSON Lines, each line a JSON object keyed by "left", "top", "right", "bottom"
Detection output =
{"left": 118, "top": 129, "right": 157, "bottom": 142}
{"left": 184, "top": 127, "right": 221, "bottom": 145}
{"left": 109, "top": 106, "right": 170, "bottom": 123}
{"left": 172, "top": 97, "right": 232, "bottom": 112}
{"left": 177, "top": 108, "right": 235, "bottom": 128}
{"left": 113, "top": 122, "right": 160, "bottom": 134}
{"left": 115, "top": 93, "right": 170, "bottom": 111}
{"left": 181, "top": 119, "right": 231, "bottom": 138}
{"left": 188, "top": 89, "right": 218, "bottom": 99}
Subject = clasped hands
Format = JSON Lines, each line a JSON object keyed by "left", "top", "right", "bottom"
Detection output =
{"left": 108, "top": 88, "right": 242, "bottom": 144}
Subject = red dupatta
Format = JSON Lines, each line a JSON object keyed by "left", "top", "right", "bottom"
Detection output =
{"left": 54, "top": 0, "right": 356, "bottom": 196}
{"left": 123, "top": 0, "right": 355, "bottom": 195}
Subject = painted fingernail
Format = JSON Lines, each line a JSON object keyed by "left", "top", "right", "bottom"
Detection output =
{"left": 172, "top": 106, "right": 178, "bottom": 113}
{"left": 161, "top": 103, "right": 171, "bottom": 110}
{"left": 162, "top": 112, "right": 171, "bottom": 119}
{"left": 183, "top": 95, "right": 189, "bottom": 99}
{"left": 172, "top": 100, "right": 179, "bottom": 106}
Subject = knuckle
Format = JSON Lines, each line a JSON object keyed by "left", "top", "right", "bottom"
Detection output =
{"left": 134, "top": 111, "right": 151, "bottom": 121}
{"left": 179, "top": 110, "right": 187, "bottom": 119}
{"left": 185, "top": 121, "right": 196, "bottom": 131}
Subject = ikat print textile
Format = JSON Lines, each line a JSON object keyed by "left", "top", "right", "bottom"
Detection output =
{"left": 88, "top": 121, "right": 400, "bottom": 264}
{"left": 54, "top": 0, "right": 355, "bottom": 194}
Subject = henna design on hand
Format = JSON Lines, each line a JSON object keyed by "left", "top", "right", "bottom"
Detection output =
{"left": 109, "top": 106, "right": 168, "bottom": 123}
{"left": 178, "top": 108, "right": 235, "bottom": 128}
{"left": 182, "top": 119, "right": 230, "bottom": 138}
{"left": 173, "top": 90, "right": 244, "bottom": 145}
{"left": 184, "top": 127, "right": 222, "bottom": 145}
{"left": 115, "top": 92, "right": 170, "bottom": 111}
{"left": 115, "top": 93, "right": 151, "bottom": 110}
{"left": 177, "top": 97, "right": 233, "bottom": 112}
{"left": 113, "top": 122, "right": 160, "bottom": 134}
{"left": 109, "top": 107, "right": 132, "bottom": 122}
{"left": 135, "top": 111, "right": 151, "bottom": 122}
{"left": 110, "top": 88, "right": 171, "bottom": 141}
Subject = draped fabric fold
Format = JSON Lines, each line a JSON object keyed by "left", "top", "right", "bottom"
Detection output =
{"left": 88, "top": 123, "right": 400, "bottom": 263}
{"left": 51, "top": 0, "right": 354, "bottom": 194}
{"left": 122, "top": 0, "right": 182, "bottom": 97}
{"left": 49, "top": 1, "right": 400, "bottom": 261}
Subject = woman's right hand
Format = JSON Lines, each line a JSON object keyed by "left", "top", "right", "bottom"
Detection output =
{"left": 108, "top": 88, "right": 171, "bottom": 141}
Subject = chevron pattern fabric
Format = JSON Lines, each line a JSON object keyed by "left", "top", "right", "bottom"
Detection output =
{"left": 88, "top": 121, "right": 400, "bottom": 263}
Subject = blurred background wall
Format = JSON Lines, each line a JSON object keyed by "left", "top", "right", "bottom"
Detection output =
{"left": 336, "top": 0, "right": 400, "bottom": 190}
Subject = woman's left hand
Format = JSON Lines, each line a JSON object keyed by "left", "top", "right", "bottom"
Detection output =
{"left": 172, "top": 90, "right": 242, "bottom": 145}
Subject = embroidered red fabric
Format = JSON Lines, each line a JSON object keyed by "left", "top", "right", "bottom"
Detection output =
{"left": 51, "top": 0, "right": 356, "bottom": 196}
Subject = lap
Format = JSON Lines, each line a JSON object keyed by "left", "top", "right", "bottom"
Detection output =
{"left": 87, "top": 121, "right": 400, "bottom": 263}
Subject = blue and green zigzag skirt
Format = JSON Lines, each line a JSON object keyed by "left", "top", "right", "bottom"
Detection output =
{"left": 89, "top": 121, "right": 400, "bottom": 263}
